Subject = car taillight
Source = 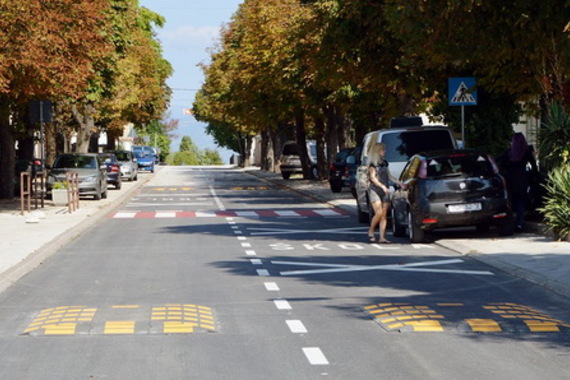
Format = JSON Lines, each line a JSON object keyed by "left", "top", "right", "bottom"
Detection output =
{"left": 111, "top": 165, "right": 120, "bottom": 172}
{"left": 330, "top": 163, "right": 337, "bottom": 171}
{"left": 422, "top": 218, "right": 438, "bottom": 224}
{"left": 344, "top": 166, "right": 350, "bottom": 177}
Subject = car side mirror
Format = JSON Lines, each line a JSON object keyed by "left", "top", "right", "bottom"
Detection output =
{"left": 346, "top": 156, "right": 356, "bottom": 164}
{"left": 133, "top": 158, "right": 137, "bottom": 163}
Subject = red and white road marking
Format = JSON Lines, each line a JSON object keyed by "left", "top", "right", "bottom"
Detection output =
{"left": 110, "top": 209, "right": 348, "bottom": 219}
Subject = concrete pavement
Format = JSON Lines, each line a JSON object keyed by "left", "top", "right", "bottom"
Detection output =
{"left": 0, "top": 166, "right": 568, "bottom": 300}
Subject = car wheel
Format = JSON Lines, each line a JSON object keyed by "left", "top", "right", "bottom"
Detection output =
{"left": 408, "top": 210, "right": 425, "bottom": 243}
{"left": 94, "top": 189, "right": 102, "bottom": 200}
{"left": 282, "top": 172, "right": 291, "bottom": 180}
{"left": 116, "top": 180, "right": 122, "bottom": 190}
{"left": 134, "top": 174, "right": 138, "bottom": 181}
{"left": 497, "top": 217, "right": 514, "bottom": 236}
{"left": 330, "top": 183, "right": 342, "bottom": 193}
{"left": 391, "top": 208, "right": 406, "bottom": 237}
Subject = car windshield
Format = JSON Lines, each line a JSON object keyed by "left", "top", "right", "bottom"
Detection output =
{"left": 114, "top": 152, "right": 130, "bottom": 161}
{"left": 53, "top": 155, "right": 96, "bottom": 169}
{"left": 134, "top": 151, "right": 150, "bottom": 159}
{"left": 382, "top": 130, "right": 455, "bottom": 162}
{"left": 426, "top": 154, "right": 494, "bottom": 178}
{"left": 335, "top": 149, "right": 353, "bottom": 162}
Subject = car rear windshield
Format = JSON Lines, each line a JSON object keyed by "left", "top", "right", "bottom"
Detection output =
{"left": 54, "top": 155, "right": 97, "bottom": 169}
{"left": 382, "top": 130, "right": 455, "bottom": 162}
{"left": 282, "top": 143, "right": 301, "bottom": 156}
{"left": 114, "top": 152, "right": 130, "bottom": 161}
{"left": 426, "top": 153, "right": 494, "bottom": 178}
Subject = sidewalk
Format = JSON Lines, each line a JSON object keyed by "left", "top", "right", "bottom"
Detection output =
{"left": 244, "top": 167, "right": 570, "bottom": 299}
{"left": 0, "top": 167, "right": 568, "bottom": 300}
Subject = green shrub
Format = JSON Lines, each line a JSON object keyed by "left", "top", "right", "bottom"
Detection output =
{"left": 539, "top": 164, "right": 570, "bottom": 240}
{"left": 52, "top": 181, "right": 68, "bottom": 190}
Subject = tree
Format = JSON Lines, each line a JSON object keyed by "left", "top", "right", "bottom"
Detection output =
{"left": 0, "top": 0, "right": 110, "bottom": 199}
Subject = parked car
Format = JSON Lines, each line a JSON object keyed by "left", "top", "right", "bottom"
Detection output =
{"left": 329, "top": 147, "right": 360, "bottom": 195}
{"left": 98, "top": 153, "right": 122, "bottom": 190}
{"left": 133, "top": 150, "right": 155, "bottom": 173}
{"left": 279, "top": 141, "right": 317, "bottom": 179}
{"left": 112, "top": 150, "right": 138, "bottom": 181}
{"left": 47, "top": 153, "right": 108, "bottom": 200}
{"left": 391, "top": 149, "right": 514, "bottom": 243}
{"left": 355, "top": 124, "right": 458, "bottom": 223}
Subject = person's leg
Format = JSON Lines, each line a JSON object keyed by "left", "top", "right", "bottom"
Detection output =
{"left": 368, "top": 201, "right": 382, "bottom": 240}
{"left": 378, "top": 202, "right": 390, "bottom": 242}
{"left": 513, "top": 194, "right": 525, "bottom": 230}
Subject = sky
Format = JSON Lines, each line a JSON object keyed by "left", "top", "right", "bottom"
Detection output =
{"left": 138, "top": 0, "right": 244, "bottom": 163}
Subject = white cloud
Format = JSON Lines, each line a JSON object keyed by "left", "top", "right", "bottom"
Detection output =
{"left": 159, "top": 25, "right": 221, "bottom": 48}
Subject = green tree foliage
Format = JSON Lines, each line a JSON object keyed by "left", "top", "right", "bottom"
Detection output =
{"left": 167, "top": 136, "right": 223, "bottom": 166}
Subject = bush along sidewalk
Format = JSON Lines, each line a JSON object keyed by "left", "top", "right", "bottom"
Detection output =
{"left": 538, "top": 102, "right": 570, "bottom": 241}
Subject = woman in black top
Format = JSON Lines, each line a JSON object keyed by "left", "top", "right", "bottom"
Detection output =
{"left": 501, "top": 132, "right": 537, "bottom": 232}
{"left": 367, "top": 143, "right": 403, "bottom": 243}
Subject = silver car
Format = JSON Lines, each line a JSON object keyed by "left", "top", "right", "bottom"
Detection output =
{"left": 112, "top": 150, "right": 138, "bottom": 181}
{"left": 47, "top": 153, "right": 108, "bottom": 200}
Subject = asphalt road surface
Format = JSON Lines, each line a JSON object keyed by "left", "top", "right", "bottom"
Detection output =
{"left": 0, "top": 166, "right": 569, "bottom": 379}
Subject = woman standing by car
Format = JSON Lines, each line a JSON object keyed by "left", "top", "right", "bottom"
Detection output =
{"left": 367, "top": 143, "right": 404, "bottom": 243}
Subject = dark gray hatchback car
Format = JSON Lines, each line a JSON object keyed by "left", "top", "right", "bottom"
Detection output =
{"left": 391, "top": 149, "right": 514, "bottom": 243}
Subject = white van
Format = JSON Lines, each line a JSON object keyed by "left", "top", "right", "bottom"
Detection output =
{"left": 355, "top": 125, "right": 458, "bottom": 222}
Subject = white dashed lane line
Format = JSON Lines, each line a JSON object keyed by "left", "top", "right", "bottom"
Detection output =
{"left": 264, "top": 282, "right": 280, "bottom": 291}
{"left": 303, "top": 347, "right": 329, "bottom": 365}
{"left": 274, "top": 299, "right": 292, "bottom": 310}
{"left": 286, "top": 320, "right": 308, "bottom": 334}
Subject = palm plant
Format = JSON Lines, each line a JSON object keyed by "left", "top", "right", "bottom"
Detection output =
{"left": 539, "top": 164, "right": 570, "bottom": 240}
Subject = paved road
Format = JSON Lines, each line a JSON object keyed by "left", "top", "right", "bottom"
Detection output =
{"left": 0, "top": 166, "right": 569, "bottom": 379}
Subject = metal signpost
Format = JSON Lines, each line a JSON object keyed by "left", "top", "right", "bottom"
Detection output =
{"left": 448, "top": 77, "right": 477, "bottom": 147}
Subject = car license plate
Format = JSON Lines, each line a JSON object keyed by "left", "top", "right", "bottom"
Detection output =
{"left": 447, "top": 203, "right": 482, "bottom": 213}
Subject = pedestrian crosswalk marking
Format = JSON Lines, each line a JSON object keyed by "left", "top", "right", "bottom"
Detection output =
{"left": 110, "top": 208, "right": 348, "bottom": 219}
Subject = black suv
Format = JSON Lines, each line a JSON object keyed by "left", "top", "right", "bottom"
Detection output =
{"left": 391, "top": 149, "right": 514, "bottom": 242}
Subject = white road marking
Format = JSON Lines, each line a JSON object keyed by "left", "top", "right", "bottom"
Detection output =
{"left": 312, "top": 209, "right": 341, "bottom": 216}
{"left": 210, "top": 185, "right": 225, "bottom": 211}
{"left": 248, "top": 226, "right": 366, "bottom": 236}
{"left": 233, "top": 230, "right": 243, "bottom": 235}
{"left": 303, "top": 347, "right": 329, "bottom": 365}
{"left": 264, "top": 282, "right": 280, "bottom": 291}
{"left": 196, "top": 211, "right": 216, "bottom": 217}
{"left": 155, "top": 212, "right": 176, "bottom": 218}
{"left": 286, "top": 320, "right": 307, "bottom": 333}
{"left": 237, "top": 236, "right": 247, "bottom": 241}
{"left": 274, "top": 210, "right": 303, "bottom": 217}
{"left": 235, "top": 211, "right": 260, "bottom": 217}
{"left": 245, "top": 250, "right": 256, "bottom": 256}
{"left": 113, "top": 212, "right": 136, "bottom": 218}
{"left": 256, "top": 269, "right": 270, "bottom": 277}
{"left": 250, "top": 259, "right": 262, "bottom": 265}
{"left": 241, "top": 243, "right": 251, "bottom": 248}
{"left": 274, "top": 299, "right": 291, "bottom": 310}
{"left": 271, "top": 259, "right": 494, "bottom": 276}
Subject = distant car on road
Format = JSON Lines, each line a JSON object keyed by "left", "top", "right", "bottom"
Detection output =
{"left": 133, "top": 145, "right": 159, "bottom": 164}
{"left": 391, "top": 149, "right": 514, "bottom": 242}
{"left": 98, "top": 153, "right": 122, "bottom": 190}
{"left": 47, "top": 153, "right": 108, "bottom": 200}
{"left": 112, "top": 150, "right": 138, "bottom": 181}
{"left": 279, "top": 141, "right": 317, "bottom": 179}
{"left": 133, "top": 150, "right": 155, "bottom": 173}
{"left": 329, "top": 147, "right": 360, "bottom": 195}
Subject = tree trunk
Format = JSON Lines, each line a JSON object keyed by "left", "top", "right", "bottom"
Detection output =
{"left": 71, "top": 102, "right": 95, "bottom": 153}
{"left": 294, "top": 109, "right": 312, "bottom": 179}
{"left": 0, "top": 101, "right": 16, "bottom": 199}
{"left": 314, "top": 115, "right": 326, "bottom": 180}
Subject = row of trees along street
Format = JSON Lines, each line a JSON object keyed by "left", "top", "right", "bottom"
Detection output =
{"left": 0, "top": 0, "right": 173, "bottom": 199}
{"left": 193, "top": 0, "right": 570, "bottom": 179}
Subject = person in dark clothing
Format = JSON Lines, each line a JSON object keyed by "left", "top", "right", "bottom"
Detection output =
{"left": 500, "top": 132, "right": 538, "bottom": 232}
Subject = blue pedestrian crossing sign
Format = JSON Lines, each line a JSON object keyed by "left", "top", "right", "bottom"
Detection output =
{"left": 449, "top": 77, "right": 477, "bottom": 106}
